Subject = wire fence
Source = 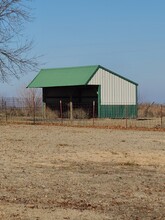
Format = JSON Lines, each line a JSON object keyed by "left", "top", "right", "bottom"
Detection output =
{"left": 0, "top": 97, "right": 165, "bottom": 129}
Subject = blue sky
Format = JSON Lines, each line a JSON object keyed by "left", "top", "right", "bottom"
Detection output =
{"left": 1, "top": 0, "right": 165, "bottom": 103}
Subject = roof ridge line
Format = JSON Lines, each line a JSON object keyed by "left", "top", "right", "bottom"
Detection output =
{"left": 42, "top": 65, "right": 100, "bottom": 70}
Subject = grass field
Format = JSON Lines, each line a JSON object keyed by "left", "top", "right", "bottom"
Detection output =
{"left": 0, "top": 125, "right": 165, "bottom": 219}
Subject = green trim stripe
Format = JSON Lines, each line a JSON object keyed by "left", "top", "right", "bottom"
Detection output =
{"left": 100, "top": 105, "right": 137, "bottom": 118}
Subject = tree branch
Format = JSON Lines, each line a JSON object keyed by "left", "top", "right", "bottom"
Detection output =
{"left": 0, "top": 0, "right": 39, "bottom": 82}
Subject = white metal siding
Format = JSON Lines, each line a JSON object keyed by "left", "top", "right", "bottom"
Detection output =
{"left": 88, "top": 68, "right": 136, "bottom": 105}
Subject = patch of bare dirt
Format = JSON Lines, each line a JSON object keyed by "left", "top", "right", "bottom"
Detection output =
{"left": 0, "top": 124, "right": 165, "bottom": 219}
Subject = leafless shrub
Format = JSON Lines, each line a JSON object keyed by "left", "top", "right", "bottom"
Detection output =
{"left": 138, "top": 103, "right": 165, "bottom": 118}
{"left": 19, "top": 87, "right": 42, "bottom": 116}
{"left": 7, "top": 107, "right": 25, "bottom": 117}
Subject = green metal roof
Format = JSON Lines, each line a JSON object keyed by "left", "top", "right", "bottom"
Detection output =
{"left": 28, "top": 65, "right": 138, "bottom": 88}
{"left": 28, "top": 65, "right": 99, "bottom": 88}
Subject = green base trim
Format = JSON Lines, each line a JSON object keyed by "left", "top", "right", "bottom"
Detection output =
{"left": 100, "top": 105, "right": 137, "bottom": 118}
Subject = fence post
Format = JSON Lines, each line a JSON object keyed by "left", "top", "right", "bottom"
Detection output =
{"left": 5, "top": 101, "right": 7, "bottom": 123}
{"left": 93, "top": 101, "right": 95, "bottom": 126}
{"left": 125, "top": 105, "right": 128, "bottom": 128}
{"left": 60, "top": 100, "right": 63, "bottom": 123}
{"left": 33, "top": 94, "right": 35, "bottom": 124}
{"left": 160, "top": 104, "right": 163, "bottom": 128}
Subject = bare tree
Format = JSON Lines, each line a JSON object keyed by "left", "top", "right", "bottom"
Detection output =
{"left": 0, "top": 0, "right": 38, "bottom": 82}
{"left": 19, "top": 85, "right": 42, "bottom": 115}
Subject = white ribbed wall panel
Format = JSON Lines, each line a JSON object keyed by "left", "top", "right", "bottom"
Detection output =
{"left": 88, "top": 68, "right": 136, "bottom": 105}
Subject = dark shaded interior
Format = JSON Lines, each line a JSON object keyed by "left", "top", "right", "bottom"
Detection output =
{"left": 43, "top": 85, "right": 98, "bottom": 118}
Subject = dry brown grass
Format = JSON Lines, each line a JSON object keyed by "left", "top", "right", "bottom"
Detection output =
{"left": 138, "top": 103, "right": 165, "bottom": 118}
{"left": 0, "top": 125, "right": 165, "bottom": 219}
{"left": 1, "top": 102, "right": 165, "bottom": 130}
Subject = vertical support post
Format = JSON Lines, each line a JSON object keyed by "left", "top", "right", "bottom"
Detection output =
{"left": 93, "top": 101, "right": 95, "bottom": 126}
{"left": 42, "top": 102, "right": 46, "bottom": 120}
{"left": 70, "top": 100, "right": 73, "bottom": 121}
{"left": 160, "top": 104, "right": 163, "bottom": 128}
{"left": 97, "top": 85, "right": 101, "bottom": 118}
